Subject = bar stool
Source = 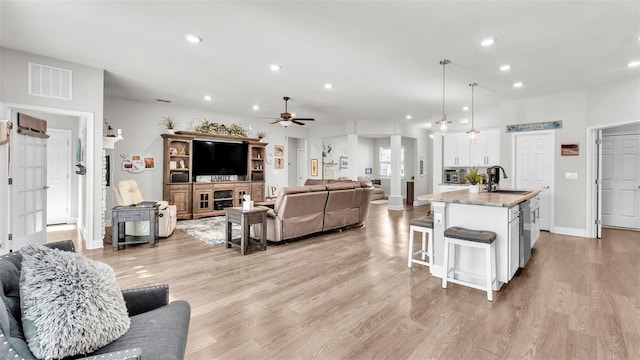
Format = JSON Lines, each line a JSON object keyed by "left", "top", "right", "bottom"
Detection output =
{"left": 408, "top": 215, "right": 433, "bottom": 269}
{"left": 442, "top": 226, "right": 497, "bottom": 301}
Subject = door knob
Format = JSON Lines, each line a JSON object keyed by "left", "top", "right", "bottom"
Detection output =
{"left": 541, "top": 185, "right": 550, "bottom": 189}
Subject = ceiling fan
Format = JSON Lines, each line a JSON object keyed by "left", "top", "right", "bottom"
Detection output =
{"left": 260, "top": 96, "right": 315, "bottom": 127}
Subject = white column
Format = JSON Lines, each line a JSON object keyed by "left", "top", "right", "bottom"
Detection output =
{"left": 388, "top": 134, "right": 403, "bottom": 210}
{"left": 347, "top": 134, "right": 358, "bottom": 180}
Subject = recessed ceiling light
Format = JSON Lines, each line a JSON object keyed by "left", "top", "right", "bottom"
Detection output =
{"left": 462, "top": 106, "right": 469, "bottom": 111}
{"left": 203, "top": 95, "right": 212, "bottom": 101}
{"left": 481, "top": 38, "right": 496, "bottom": 46}
{"left": 185, "top": 34, "right": 202, "bottom": 43}
{"left": 406, "top": 115, "right": 412, "bottom": 120}
{"left": 270, "top": 64, "right": 281, "bottom": 71}
{"left": 499, "top": 64, "right": 512, "bottom": 71}
{"left": 252, "top": 105, "right": 260, "bottom": 110}
{"left": 628, "top": 61, "right": 640, "bottom": 67}
{"left": 324, "top": 83, "right": 333, "bottom": 89}
{"left": 460, "top": 118, "right": 469, "bottom": 124}
{"left": 513, "top": 82, "right": 524, "bottom": 88}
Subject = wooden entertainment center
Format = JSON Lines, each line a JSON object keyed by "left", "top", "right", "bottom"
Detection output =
{"left": 162, "top": 132, "right": 266, "bottom": 219}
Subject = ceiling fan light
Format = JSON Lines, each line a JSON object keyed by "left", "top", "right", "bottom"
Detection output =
{"left": 280, "top": 121, "right": 291, "bottom": 127}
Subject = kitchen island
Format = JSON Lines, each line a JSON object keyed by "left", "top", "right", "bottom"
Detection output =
{"left": 418, "top": 188, "right": 541, "bottom": 290}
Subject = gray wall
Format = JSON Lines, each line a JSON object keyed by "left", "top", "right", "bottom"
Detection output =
{"left": 0, "top": 47, "right": 104, "bottom": 249}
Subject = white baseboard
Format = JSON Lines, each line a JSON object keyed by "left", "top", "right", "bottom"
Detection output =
{"left": 552, "top": 226, "right": 587, "bottom": 237}
{"left": 413, "top": 199, "right": 428, "bottom": 206}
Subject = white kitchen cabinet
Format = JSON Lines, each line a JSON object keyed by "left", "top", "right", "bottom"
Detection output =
{"left": 508, "top": 205, "right": 520, "bottom": 279}
{"left": 443, "top": 133, "right": 471, "bottom": 167}
{"left": 470, "top": 128, "right": 501, "bottom": 167}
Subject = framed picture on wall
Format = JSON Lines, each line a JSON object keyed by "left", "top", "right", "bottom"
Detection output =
{"left": 274, "top": 145, "right": 284, "bottom": 157}
{"left": 340, "top": 156, "right": 348, "bottom": 169}
{"left": 311, "top": 158, "right": 319, "bottom": 176}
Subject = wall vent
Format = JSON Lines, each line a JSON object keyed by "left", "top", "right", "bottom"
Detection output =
{"left": 28, "top": 62, "right": 72, "bottom": 100}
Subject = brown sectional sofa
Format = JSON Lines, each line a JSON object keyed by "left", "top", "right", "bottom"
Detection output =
{"left": 254, "top": 180, "right": 374, "bottom": 242}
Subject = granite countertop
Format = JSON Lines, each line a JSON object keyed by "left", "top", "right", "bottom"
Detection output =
{"left": 418, "top": 188, "right": 541, "bottom": 208}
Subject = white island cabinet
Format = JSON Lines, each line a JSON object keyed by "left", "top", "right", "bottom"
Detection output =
{"left": 419, "top": 189, "right": 540, "bottom": 290}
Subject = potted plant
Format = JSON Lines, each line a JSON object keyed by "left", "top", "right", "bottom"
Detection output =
{"left": 256, "top": 131, "right": 266, "bottom": 141}
{"left": 465, "top": 166, "right": 483, "bottom": 193}
{"left": 160, "top": 116, "right": 175, "bottom": 134}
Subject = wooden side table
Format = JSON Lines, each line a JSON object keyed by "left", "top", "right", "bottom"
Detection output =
{"left": 111, "top": 204, "right": 159, "bottom": 251}
{"left": 225, "top": 206, "right": 269, "bottom": 255}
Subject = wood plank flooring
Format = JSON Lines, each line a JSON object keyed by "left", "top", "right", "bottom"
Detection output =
{"left": 50, "top": 204, "right": 640, "bottom": 360}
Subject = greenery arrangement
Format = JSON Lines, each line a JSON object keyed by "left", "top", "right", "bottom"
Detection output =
{"left": 160, "top": 116, "right": 175, "bottom": 130}
{"left": 193, "top": 118, "right": 220, "bottom": 134}
{"left": 256, "top": 131, "right": 266, "bottom": 140}
{"left": 192, "top": 118, "right": 249, "bottom": 137}
{"left": 228, "top": 124, "right": 247, "bottom": 137}
{"left": 465, "top": 166, "right": 484, "bottom": 185}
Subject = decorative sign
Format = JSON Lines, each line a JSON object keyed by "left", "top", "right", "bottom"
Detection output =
{"left": 121, "top": 154, "right": 156, "bottom": 172}
{"left": 506, "top": 120, "right": 562, "bottom": 133}
{"left": 561, "top": 142, "right": 579, "bottom": 156}
{"left": 274, "top": 144, "right": 284, "bottom": 157}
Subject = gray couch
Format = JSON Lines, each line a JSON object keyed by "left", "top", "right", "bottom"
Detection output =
{"left": 255, "top": 180, "right": 374, "bottom": 242}
{"left": 0, "top": 240, "right": 190, "bottom": 360}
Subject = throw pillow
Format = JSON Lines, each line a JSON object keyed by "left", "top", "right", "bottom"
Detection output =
{"left": 19, "top": 245, "right": 130, "bottom": 359}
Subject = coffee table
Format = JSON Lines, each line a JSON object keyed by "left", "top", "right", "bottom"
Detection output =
{"left": 225, "top": 206, "right": 269, "bottom": 255}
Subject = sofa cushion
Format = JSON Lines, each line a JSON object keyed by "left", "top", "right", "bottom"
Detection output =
{"left": 87, "top": 300, "right": 190, "bottom": 360}
{"left": 19, "top": 245, "right": 130, "bottom": 359}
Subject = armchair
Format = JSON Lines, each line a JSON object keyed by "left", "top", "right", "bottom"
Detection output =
{"left": 357, "top": 176, "right": 385, "bottom": 201}
{"left": 113, "top": 180, "right": 177, "bottom": 237}
{"left": 0, "top": 240, "right": 190, "bottom": 359}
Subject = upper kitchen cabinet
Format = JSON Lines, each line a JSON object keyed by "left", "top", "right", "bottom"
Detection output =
{"left": 443, "top": 133, "right": 471, "bottom": 167}
{"left": 444, "top": 128, "right": 500, "bottom": 168}
{"left": 470, "top": 128, "right": 500, "bottom": 167}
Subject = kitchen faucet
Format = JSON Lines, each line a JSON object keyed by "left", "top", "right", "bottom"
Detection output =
{"left": 486, "top": 165, "right": 508, "bottom": 192}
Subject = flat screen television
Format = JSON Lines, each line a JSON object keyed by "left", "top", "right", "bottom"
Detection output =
{"left": 192, "top": 140, "right": 248, "bottom": 178}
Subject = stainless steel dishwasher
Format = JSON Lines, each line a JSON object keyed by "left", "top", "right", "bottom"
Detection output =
{"left": 520, "top": 199, "right": 531, "bottom": 267}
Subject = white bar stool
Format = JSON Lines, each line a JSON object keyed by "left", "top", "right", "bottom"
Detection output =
{"left": 442, "top": 226, "right": 497, "bottom": 301}
{"left": 408, "top": 215, "right": 433, "bottom": 268}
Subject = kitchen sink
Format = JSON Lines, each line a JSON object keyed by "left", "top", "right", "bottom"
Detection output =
{"left": 490, "top": 189, "right": 532, "bottom": 195}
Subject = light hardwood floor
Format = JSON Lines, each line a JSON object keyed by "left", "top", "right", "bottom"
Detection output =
{"left": 49, "top": 204, "right": 640, "bottom": 360}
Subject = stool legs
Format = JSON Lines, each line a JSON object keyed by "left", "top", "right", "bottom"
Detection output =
{"left": 408, "top": 225, "right": 432, "bottom": 268}
{"left": 442, "top": 237, "right": 496, "bottom": 302}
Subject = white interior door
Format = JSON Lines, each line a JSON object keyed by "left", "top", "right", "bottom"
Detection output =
{"left": 514, "top": 132, "right": 553, "bottom": 231}
{"left": 10, "top": 120, "right": 48, "bottom": 250}
{"left": 297, "top": 148, "right": 306, "bottom": 186}
{"left": 46, "top": 129, "right": 71, "bottom": 224}
{"left": 601, "top": 134, "right": 640, "bottom": 229}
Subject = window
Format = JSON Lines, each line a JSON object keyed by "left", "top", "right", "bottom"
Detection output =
{"left": 378, "top": 146, "right": 404, "bottom": 177}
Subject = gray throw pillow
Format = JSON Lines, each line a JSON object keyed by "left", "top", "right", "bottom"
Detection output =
{"left": 19, "top": 245, "right": 130, "bottom": 359}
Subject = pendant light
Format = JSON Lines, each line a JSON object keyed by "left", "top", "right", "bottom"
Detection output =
{"left": 435, "top": 59, "right": 452, "bottom": 136}
{"left": 466, "top": 82, "right": 480, "bottom": 143}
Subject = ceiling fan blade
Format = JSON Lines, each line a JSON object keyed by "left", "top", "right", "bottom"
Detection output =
{"left": 258, "top": 116, "right": 282, "bottom": 120}
{"left": 292, "top": 118, "right": 315, "bottom": 121}
{"left": 291, "top": 120, "right": 306, "bottom": 126}
{"left": 270, "top": 120, "right": 282, "bottom": 124}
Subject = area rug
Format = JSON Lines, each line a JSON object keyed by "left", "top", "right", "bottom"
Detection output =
{"left": 175, "top": 216, "right": 241, "bottom": 246}
{"left": 371, "top": 199, "right": 389, "bottom": 205}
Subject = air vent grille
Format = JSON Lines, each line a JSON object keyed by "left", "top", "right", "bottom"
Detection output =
{"left": 28, "top": 62, "right": 72, "bottom": 100}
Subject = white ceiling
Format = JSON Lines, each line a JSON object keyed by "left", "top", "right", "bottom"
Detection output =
{"left": 1, "top": 1, "right": 639, "bottom": 129}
